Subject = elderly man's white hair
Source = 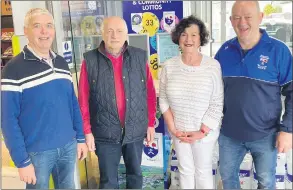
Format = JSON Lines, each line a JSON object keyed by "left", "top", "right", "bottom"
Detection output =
{"left": 24, "top": 8, "right": 54, "bottom": 28}
{"left": 100, "top": 16, "right": 128, "bottom": 34}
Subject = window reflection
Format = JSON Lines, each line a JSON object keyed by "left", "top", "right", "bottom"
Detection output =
{"left": 59, "top": 2, "right": 106, "bottom": 188}
{"left": 211, "top": 1, "right": 292, "bottom": 56}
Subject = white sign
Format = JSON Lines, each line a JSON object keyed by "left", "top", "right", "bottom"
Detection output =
{"left": 62, "top": 41, "right": 73, "bottom": 64}
{"left": 162, "top": 11, "right": 175, "bottom": 33}
{"left": 131, "top": 13, "right": 143, "bottom": 34}
{"left": 141, "top": 133, "right": 163, "bottom": 167}
{"left": 119, "top": 133, "right": 163, "bottom": 168}
{"left": 157, "top": 33, "right": 180, "bottom": 65}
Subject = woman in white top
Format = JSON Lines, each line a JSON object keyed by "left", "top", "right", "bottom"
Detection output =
{"left": 159, "top": 15, "right": 224, "bottom": 189}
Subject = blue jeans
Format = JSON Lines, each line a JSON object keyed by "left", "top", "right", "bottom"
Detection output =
{"left": 219, "top": 133, "right": 277, "bottom": 189}
{"left": 95, "top": 140, "right": 144, "bottom": 189}
{"left": 26, "top": 139, "right": 77, "bottom": 189}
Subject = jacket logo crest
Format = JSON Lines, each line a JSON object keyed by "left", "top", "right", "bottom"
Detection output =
{"left": 258, "top": 55, "right": 269, "bottom": 70}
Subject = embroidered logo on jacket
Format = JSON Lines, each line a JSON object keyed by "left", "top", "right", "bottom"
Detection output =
{"left": 258, "top": 55, "right": 269, "bottom": 70}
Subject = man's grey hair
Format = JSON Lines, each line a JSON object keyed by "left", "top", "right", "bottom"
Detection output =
{"left": 100, "top": 17, "right": 128, "bottom": 34}
{"left": 24, "top": 8, "right": 54, "bottom": 28}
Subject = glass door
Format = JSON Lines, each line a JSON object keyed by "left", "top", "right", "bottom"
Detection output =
{"left": 211, "top": 0, "right": 292, "bottom": 116}
{"left": 211, "top": 1, "right": 292, "bottom": 57}
{"left": 51, "top": 1, "right": 107, "bottom": 188}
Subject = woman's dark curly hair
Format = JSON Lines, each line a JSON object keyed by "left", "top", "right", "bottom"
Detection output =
{"left": 171, "top": 15, "right": 209, "bottom": 46}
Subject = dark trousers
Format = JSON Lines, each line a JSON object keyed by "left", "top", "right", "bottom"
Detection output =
{"left": 95, "top": 140, "right": 144, "bottom": 189}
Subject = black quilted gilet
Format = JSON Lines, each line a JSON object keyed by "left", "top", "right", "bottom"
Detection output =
{"left": 83, "top": 43, "right": 148, "bottom": 144}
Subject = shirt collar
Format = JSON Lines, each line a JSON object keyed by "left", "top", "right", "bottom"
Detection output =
{"left": 105, "top": 45, "right": 126, "bottom": 58}
{"left": 98, "top": 41, "right": 128, "bottom": 57}
{"left": 26, "top": 45, "right": 56, "bottom": 60}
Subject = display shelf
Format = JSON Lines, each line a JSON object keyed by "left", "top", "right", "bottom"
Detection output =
{"left": 1, "top": 39, "right": 12, "bottom": 42}
{"left": 1, "top": 56, "right": 13, "bottom": 60}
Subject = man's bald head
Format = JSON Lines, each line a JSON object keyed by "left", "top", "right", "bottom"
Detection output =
{"left": 232, "top": 1, "right": 261, "bottom": 15}
{"left": 101, "top": 16, "right": 128, "bottom": 55}
{"left": 101, "top": 16, "right": 128, "bottom": 35}
{"left": 230, "top": 0, "right": 263, "bottom": 49}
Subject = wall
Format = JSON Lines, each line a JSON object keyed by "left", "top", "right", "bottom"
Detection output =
{"left": 11, "top": 1, "right": 46, "bottom": 35}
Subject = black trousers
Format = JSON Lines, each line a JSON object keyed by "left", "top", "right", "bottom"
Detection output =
{"left": 95, "top": 140, "right": 144, "bottom": 189}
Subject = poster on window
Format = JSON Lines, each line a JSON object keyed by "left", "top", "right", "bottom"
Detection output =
{"left": 123, "top": 3, "right": 183, "bottom": 188}
{"left": 122, "top": 1, "right": 183, "bottom": 81}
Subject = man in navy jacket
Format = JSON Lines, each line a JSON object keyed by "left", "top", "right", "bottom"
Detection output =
{"left": 1, "top": 8, "right": 88, "bottom": 189}
{"left": 215, "top": 1, "right": 292, "bottom": 189}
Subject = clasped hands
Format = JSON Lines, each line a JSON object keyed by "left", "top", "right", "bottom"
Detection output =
{"left": 173, "top": 130, "right": 204, "bottom": 143}
{"left": 171, "top": 124, "right": 210, "bottom": 144}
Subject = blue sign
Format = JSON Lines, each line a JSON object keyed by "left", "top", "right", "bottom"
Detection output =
{"left": 64, "top": 42, "right": 69, "bottom": 51}
{"left": 63, "top": 52, "right": 72, "bottom": 64}
{"left": 123, "top": 2, "right": 183, "bottom": 189}
{"left": 62, "top": 41, "right": 73, "bottom": 64}
{"left": 123, "top": 1, "right": 183, "bottom": 83}
{"left": 123, "top": 1, "right": 183, "bottom": 55}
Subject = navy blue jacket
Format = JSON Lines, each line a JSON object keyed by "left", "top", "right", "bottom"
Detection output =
{"left": 215, "top": 29, "right": 292, "bottom": 141}
{"left": 1, "top": 46, "right": 85, "bottom": 168}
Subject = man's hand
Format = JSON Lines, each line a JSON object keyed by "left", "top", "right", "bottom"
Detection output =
{"left": 85, "top": 133, "right": 96, "bottom": 152}
{"left": 77, "top": 143, "right": 88, "bottom": 161}
{"left": 18, "top": 164, "right": 36, "bottom": 185}
{"left": 276, "top": 132, "right": 292, "bottom": 153}
{"left": 146, "top": 127, "right": 155, "bottom": 145}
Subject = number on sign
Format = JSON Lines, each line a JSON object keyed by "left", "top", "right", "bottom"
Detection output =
{"left": 150, "top": 58, "right": 158, "bottom": 70}
{"left": 146, "top": 19, "right": 153, "bottom": 26}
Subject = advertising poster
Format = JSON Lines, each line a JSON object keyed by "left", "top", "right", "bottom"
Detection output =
{"left": 123, "top": 2, "right": 183, "bottom": 188}
{"left": 123, "top": 1, "right": 183, "bottom": 81}
{"left": 157, "top": 33, "right": 180, "bottom": 65}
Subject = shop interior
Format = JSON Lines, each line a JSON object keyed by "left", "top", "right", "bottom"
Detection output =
{"left": 1, "top": 1, "right": 292, "bottom": 189}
